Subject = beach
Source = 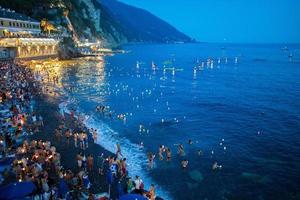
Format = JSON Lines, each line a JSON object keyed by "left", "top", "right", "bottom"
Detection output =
{"left": 1, "top": 43, "right": 300, "bottom": 200}
{"left": 0, "top": 60, "right": 158, "bottom": 200}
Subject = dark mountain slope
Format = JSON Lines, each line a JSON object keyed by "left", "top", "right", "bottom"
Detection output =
{"left": 100, "top": 0, "right": 193, "bottom": 43}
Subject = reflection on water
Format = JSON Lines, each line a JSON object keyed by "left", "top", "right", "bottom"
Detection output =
{"left": 24, "top": 43, "right": 300, "bottom": 200}
{"left": 25, "top": 58, "right": 105, "bottom": 98}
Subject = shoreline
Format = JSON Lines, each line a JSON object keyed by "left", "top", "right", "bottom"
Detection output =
{"left": 0, "top": 60, "right": 165, "bottom": 200}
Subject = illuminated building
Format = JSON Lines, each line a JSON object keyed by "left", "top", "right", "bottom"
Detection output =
{"left": 0, "top": 7, "right": 41, "bottom": 37}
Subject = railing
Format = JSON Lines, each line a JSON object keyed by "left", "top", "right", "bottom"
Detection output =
{"left": 0, "top": 33, "right": 70, "bottom": 39}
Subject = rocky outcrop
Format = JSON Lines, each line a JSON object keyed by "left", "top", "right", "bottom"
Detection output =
{"left": 0, "top": 0, "right": 194, "bottom": 48}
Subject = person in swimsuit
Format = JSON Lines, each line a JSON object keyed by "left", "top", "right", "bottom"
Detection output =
{"left": 166, "top": 148, "right": 171, "bottom": 161}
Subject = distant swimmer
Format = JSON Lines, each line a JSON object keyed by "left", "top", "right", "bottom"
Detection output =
{"left": 197, "top": 150, "right": 203, "bottom": 156}
{"left": 177, "top": 144, "right": 185, "bottom": 156}
{"left": 147, "top": 152, "right": 155, "bottom": 169}
{"left": 158, "top": 145, "right": 164, "bottom": 160}
{"left": 96, "top": 105, "right": 105, "bottom": 112}
{"left": 139, "top": 142, "right": 144, "bottom": 149}
{"left": 181, "top": 159, "right": 189, "bottom": 169}
{"left": 117, "top": 114, "right": 126, "bottom": 121}
{"left": 165, "top": 147, "right": 171, "bottom": 161}
{"left": 212, "top": 161, "right": 222, "bottom": 170}
{"left": 151, "top": 61, "right": 156, "bottom": 70}
{"left": 289, "top": 53, "right": 293, "bottom": 62}
{"left": 188, "top": 139, "right": 193, "bottom": 145}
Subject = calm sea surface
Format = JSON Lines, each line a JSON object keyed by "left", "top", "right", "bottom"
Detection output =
{"left": 59, "top": 43, "right": 300, "bottom": 200}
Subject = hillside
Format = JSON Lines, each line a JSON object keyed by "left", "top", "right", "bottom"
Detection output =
{"left": 100, "top": 0, "right": 193, "bottom": 43}
{"left": 0, "top": 0, "right": 194, "bottom": 47}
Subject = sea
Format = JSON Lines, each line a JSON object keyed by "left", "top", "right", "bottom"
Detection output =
{"left": 57, "top": 43, "right": 300, "bottom": 200}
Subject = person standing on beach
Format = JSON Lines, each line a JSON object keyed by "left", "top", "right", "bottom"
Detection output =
{"left": 79, "top": 132, "right": 84, "bottom": 150}
{"left": 77, "top": 152, "right": 83, "bottom": 169}
{"left": 147, "top": 184, "right": 156, "bottom": 200}
{"left": 127, "top": 178, "right": 134, "bottom": 193}
{"left": 38, "top": 115, "right": 44, "bottom": 127}
{"left": 110, "top": 157, "right": 118, "bottom": 177}
{"left": 82, "top": 154, "right": 87, "bottom": 171}
{"left": 92, "top": 129, "right": 97, "bottom": 143}
{"left": 65, "top": 129, "right": 72, "bottom": 146}
{"left": 73, "top": 132, "right": 78, "bottom": 148}
{"left": 83, "top": 132, "right": 88, "bottom": 149}
{"left": 121, "top": 158, "right": 127, "bottom": 178}
{"left": 134, "top": 175, "right": 144, "bottom": 194}
{"left": 97, "top": 153, "right": 105, "bottom": 175}
{"left": 87, "top": 154, "right": 94, "bottom": 171}
{"left": 55, "top": 128, "right": 62, "bottom": 143}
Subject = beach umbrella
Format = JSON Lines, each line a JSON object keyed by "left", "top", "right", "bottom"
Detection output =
{"left": 0, "top": 181, "right": 36, "bottom": 200}
{"left": 119, "top": 194, "right": 148, "bottom": 200}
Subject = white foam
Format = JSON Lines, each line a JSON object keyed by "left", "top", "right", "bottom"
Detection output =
{"left": 59, "top": 101, "right": 172, "bottom": 200}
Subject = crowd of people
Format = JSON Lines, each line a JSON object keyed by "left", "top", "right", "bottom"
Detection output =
{"left": 0, "top": 61, "right": 158, "bottom": 200}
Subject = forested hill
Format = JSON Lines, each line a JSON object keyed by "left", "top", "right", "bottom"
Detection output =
{"left": 0, "top": 0, "right": 194, "bottom": 47}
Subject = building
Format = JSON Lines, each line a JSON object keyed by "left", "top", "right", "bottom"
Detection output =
{"left": 0, "top": 38, "right": 59, "bottom": 59}
{"left": 0, "top": 7, "right": 60, "bottom": 60}
{"left": 0, "top": 7, "right": 41, "bottom": 37}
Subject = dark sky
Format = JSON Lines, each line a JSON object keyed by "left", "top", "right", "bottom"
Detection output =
{"left": 119, "top": 0, "right": 300, "bottom": 43}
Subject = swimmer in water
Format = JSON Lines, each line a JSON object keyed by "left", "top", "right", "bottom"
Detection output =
{"left": 212, "top": 161, "right": 222, "bottom": 170}
{"left": 166, "top": 148, "right": 171, "bottom": 161}
{"left": 181, "top": 159, "right": 189, "bottom": 169}
{"left": 188, "top": 139, "right": 193, "bottom": 145}
{"left": 158, "top": 145, "right": 164, "bottom": 160}
{"left": 177, "top": 144, "right": 185, "bottom": 156}
{"left": 197, "top": 150, "right": 203, "bottom": 156}
{"left": 139, "top": 142, "right": 144, "bottom": 149}
{"left": 147, "top": 152, "right": 155, "bottom": 169}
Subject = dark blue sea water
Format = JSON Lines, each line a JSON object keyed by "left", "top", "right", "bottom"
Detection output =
{"left": 60, "top": 43, "right": 300, "bottom": 200}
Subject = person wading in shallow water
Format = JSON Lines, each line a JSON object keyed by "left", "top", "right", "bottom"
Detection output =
{"left": 121, "top": 158, "right": 127, "bottom": 178}
{"left": 158, "top": 145, "right": 164, "bottom": 161}
{"left": 147, "top": 184, "right": 156, "bottom": 200}
{"left": 116, "top": 143, "right": 123, "bottom": 158}
{"left": 147, "top": 152, "right": 155, "bottom": 169}
{"left": 92, "top": 129, "right": 98, "bottom": 143}
{"left": 181, "top": 159, "right": 189, "bottom": 170}
{"left": 177, "top": 144, "right": 185, "bottom": 156}
{"left": 134, "top": 175, "right": 144, "bottom": 194}
{"left": 166, "top": 148, "right": 171, "bottom": 162}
